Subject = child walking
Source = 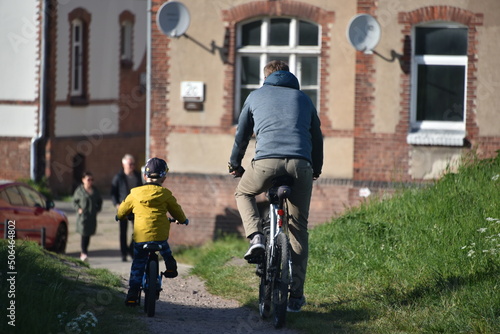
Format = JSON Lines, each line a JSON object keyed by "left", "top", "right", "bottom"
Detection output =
{"left": 117, "top": 157, "right": 189, "bottom": 306}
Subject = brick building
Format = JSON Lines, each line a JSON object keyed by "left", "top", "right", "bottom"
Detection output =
{"left": 0, "top": 0, "right": 147, "bottom": 194}
{"left": 147, "top": 0, "right": 500, "bottom": 245}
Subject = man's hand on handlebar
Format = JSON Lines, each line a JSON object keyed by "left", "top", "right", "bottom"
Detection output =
{"left": 228, "top": 162, "right": 245, "bottom": 178}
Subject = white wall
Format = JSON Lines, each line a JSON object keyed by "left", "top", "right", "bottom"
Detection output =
{"left": 0, "top": 0, "right": 39, "bottom": 101}
{"left": 54, "top": 105, "right": 119, "bottom": 137}
{"left": 0, "top": 106, "right": 37, "bottom": 137}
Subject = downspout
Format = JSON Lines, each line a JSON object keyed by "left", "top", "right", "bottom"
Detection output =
{"left": 31, "top": 0, "right": 50, "bottom": 181}
{"left": 145, "top": 0, "right": 151, "bottom": 162}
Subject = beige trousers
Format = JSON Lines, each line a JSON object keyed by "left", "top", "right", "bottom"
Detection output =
{"left": 235, "top": 158, "right": 313, "bottom": 298}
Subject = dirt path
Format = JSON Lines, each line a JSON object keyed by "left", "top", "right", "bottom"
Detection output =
{"left": 58, "top": 199, "right": 300, "bottom": 334}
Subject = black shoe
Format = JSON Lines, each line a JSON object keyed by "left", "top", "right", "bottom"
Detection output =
{"left": 121, "top": 254, "right": 127, "bottom": 262}
{"left": 163, "top": 256, "right": 178, "bottom": 278}
{"left": 287, "top": 295, "right": 306, "bottom": 312}
{"left": 125, "top": 288, "right": 140, "bottom": 306}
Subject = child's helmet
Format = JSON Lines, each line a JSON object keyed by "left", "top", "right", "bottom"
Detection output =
{"left": 145, "top": 157, "right": 169, "bottom": 178}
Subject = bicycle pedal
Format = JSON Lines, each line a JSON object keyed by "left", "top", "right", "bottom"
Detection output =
{"left": 246, "top": 256, "right": 263, "bottom": 264}
{"left": 125, "top": 300, "right": 139, "bottom": 307}
{"left": 162, "top": 270, "right": 178, "bottom": 278}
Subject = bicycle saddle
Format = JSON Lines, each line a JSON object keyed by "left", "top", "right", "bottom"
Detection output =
{"left": 143, "top": 243, "right": 162, "bottom": 251}
{"left": 267, "top": 175, "right": 294, "bottom": 204}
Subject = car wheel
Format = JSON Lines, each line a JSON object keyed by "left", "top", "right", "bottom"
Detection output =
{"left": 50, "top": 223, "right": 68, "bottom": 254}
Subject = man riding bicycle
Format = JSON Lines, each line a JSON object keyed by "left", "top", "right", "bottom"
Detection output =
{"left": 229, "top": 60, "right": 323, "bottom": 312}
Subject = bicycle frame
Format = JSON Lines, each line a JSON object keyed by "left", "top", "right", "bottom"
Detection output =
{"left": 266, "top": 183, "right": 293, "bottom": 283}
{"left": 267, "top": 203, "right": 286, "bottom": 264}
{"left": 142, "top": 248, "right": 162, "bottom": 294}
{"left": 141, "top": 243, "right": 163, "bottom": 317}
{"left": 259, "top": 176, "right": 294, "bottom": 328}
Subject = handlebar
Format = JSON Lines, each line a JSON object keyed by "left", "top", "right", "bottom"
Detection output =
{"left": 228, "top": 162, "right": 245, "bottom": 178}
{"left": 115, "top": 215, "right": 189, "bottom": 226}
{"left": 169, "top": 217, "right": 189, "bottom": 226}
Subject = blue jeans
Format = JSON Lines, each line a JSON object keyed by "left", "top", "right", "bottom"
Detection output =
{"left": 128, "top": 239, "right": 173, "bottom": 289}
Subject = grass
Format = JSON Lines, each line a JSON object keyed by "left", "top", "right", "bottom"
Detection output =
{"left": 0, "top": 240, "right": 148, "bottom": 334}
{"left": 180, "top": 152, "right": 500, "bottom": 333}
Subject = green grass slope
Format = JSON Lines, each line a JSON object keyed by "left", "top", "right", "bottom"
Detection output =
{"left": 0, "top": 241, "right": 147, "bottom": 334}
{"left": 187, "top": 152, "right": 500, "bottom": 333}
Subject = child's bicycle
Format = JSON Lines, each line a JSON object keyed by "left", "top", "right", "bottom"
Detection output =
{"left": 118, "top": 215, "right": 188, "bottom": 317}
{"left": 137, "top": 242, "right": 164, "bottom": 317}
{"left": 138, "top": 218, "right": 188, "bottom": 317}
{"left": 253, "top": 175, "right": 294, "bottom": 329}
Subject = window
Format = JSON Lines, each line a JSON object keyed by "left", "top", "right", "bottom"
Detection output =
{"left": 18, "top": 186, "right": 45, "bottom": 208}
{"left": 120, "top": 20, "right": 133, "bottom": 67}
{"left": 235, "top": 17, "right": 320, "bottom": 121}
{"left": 68, "top": 8, "right": 90, "bottom": 105}
{"left": 4, "top": 186, "right": 24, "bottom": 206}
{"left": 71, "top": 19, "right": 84, "bottom": 96}
{"left": 408, "top": 23, "right": 468, "bottom": 146}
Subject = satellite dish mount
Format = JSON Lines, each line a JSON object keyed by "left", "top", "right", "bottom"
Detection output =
{"left": 346, "top": 14, "right": 381, "bottom": 54}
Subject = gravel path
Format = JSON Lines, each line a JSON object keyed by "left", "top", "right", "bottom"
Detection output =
{"left": 58, "top": 199, "right": 300, "bottom": 334}
{"left": 137, "top": 271, "right": 300, "bottom": 334}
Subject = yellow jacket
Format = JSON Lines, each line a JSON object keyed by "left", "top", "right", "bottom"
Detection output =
{"left": 117, "top": 183, "right": 187, "bottom": 243}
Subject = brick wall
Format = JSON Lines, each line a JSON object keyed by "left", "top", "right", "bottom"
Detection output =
{"left": 0, "top": 137, "right": 32, "bottom": 180}
{"left": 166, "top": 173, "right": 373, "bottom": 247}
{"left": 48, "top": 134, "right": 145, "bottom": 196}
{"left": 149, "top": 0, "right": 171, "bottom": 159}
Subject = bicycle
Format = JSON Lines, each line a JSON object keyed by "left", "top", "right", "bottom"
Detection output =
{"left": 137, "top": 242, "right": 163, "bottom": 317}
{"left": 228, "top": 164, "right": 294, "bottom": 328}
{"left": 254, "top": 175, "right": 294, "bottom": 329}
{"left": 118, "top": 215, "right": 188, "bottom": 317}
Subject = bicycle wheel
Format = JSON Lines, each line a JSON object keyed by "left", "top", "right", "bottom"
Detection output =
{"left": 259, "top": 229, "right": 272, "bottom": 319}
{"left": 145, "top": 259, "right": 158, "bottom": 317}
{"left": 273, "top": 232, "right": 290, "bottom": 328}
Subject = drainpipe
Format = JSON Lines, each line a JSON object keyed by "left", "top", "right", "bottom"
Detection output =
{"left": 31, "top": 0, "right": 50, "bottom": 181}
{"left": 145, "top": 0, "right": 152, "bottom": 162}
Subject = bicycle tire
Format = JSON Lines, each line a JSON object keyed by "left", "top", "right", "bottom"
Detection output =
{"left": 273, "top": 232, "right": 290, "bottom": 328}
{"left": 145, "top": 259, "right": 158, "bottom": 317}
{"left": 259, "top": 229, "right": 272, "bottom": 319}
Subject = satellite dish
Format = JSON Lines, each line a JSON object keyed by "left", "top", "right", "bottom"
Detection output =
{"left": 156, "top": 1, "right": 190, "bottom": 38}
{"left": 346, "top": 14, "right": 381, "bottom": 53}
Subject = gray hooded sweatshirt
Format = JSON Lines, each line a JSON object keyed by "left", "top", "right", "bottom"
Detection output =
{"left": 230, "top": 70, "right": 323, "bottom": 176}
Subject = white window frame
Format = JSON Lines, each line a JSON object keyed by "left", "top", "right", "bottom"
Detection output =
{"left": 71, "top": 19, "right": 83, "bottom": 96}
{"left": 235, "top": 17, "right": 321, "bottom": 121}
{"left": 408, "top": 22, "right": 468, "bottom": 146}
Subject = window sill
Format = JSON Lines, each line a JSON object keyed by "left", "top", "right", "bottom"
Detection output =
{"left": 70, "top": 95, "right": 89, "bottom": 106}
{"left": 406, "top": 129, "right": 465, "bottom": 147}
{"left": 120, "top": 59, "right": 133, "bottom": 69}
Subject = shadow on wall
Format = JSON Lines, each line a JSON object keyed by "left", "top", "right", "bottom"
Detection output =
{"left": 212, "top": 201, "right": 269, "bottom": 240}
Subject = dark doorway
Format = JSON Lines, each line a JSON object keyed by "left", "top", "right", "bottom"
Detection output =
{"left": 72, "top": 153, "right": 86, "bottom": 192}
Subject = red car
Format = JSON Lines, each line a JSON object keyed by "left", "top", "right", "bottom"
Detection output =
{"left": 0, "top": 181, "right": 68, "bottom": 253}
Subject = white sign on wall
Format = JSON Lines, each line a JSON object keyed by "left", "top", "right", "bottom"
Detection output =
{"left": 181, "top": 81, "right": 204, "bottom": 102}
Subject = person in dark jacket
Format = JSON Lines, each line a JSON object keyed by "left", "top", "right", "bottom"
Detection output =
{"left": 73, "top": 171, "right": 103, "bottom": 262}
{"left": 111, "top": 154, "right": 142, "bottom": 261}
{"left": 228, "top": 60, "right": 323, "bottom": 313}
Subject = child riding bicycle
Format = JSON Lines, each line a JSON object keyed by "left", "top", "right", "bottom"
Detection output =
{"left": 117, "top": 157, "right": 189, "bottom": 306}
